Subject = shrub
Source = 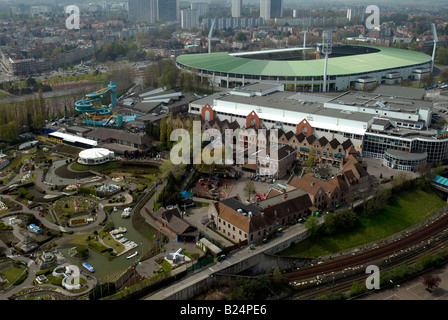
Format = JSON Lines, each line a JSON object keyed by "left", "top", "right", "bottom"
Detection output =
{"left": 13, "top": 270, "right": 28, "bottom": 286}
{"left": 349, "top": 281, "right": 368, "bottom": 297}
{"left": 76, "top": 246, "right": 89, "bottom": 258}
{"left": 25, "top": 193, "right": 34, "bottom": 201}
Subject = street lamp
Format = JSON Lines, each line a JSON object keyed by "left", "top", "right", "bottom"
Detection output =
{"left": 390, "top": 280, "right": 400, "bottom": 300}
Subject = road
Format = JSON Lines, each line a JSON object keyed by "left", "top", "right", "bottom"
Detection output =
{"left": 0, "top": 83, "right": 105, "bottom": 104}
{"left": 144, "top": 216, "right": 322, "bottom": 300}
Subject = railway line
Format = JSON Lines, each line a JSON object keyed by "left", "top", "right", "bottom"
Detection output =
{"left": 283, "top": 207, "right": 448, "bottom": 299}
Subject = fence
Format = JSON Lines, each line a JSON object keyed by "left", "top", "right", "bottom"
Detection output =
{"left": 186, "top": 256, "right": 215, "bottom": 273}
{"left": 225, "top": 239, "right": 248, "bottom": 253}
{"left": 102, "top": 270, "right": 180, "bottom": 300}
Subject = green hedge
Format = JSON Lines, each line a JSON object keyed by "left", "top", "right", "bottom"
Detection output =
{"left": 88, "top": 240, "right": 112, "bottom": 253}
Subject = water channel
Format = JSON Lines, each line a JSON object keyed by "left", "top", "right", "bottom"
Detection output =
{"left": 60, "top": 208, "right": 152, "bottom": 281}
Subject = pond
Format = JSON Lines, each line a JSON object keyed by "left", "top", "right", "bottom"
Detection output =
{"left": 60, "top": 208, "right": 153, "bottom": 281}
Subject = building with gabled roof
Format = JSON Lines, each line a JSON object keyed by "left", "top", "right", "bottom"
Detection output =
{"left": 285, "top": 150, "right": 370, "bottom": 210}
{"left": 208, "top": 191, "right": 312, "bottom": 244}
{"left": 152, "top": 205, "right": 200, "bottom": 242}
{"left": 188, "top": 81, "right": 446, "bottom": 171}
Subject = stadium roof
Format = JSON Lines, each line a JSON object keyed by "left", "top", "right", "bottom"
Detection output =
{"left": 177, "top": 45, "right": 432, "bottom": 77}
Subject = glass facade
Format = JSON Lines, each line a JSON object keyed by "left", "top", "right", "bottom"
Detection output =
{"left": 383, "top": 149, "right": 427, "bottom": 172}
{"left": 363, "top": 132, "right": 448, "bottom": 165}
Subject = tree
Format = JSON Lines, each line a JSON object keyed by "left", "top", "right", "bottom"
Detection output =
{"left": 337, "top": 209, "right": 359, "bottom": 230}
{"left": 244, "top": 179, "right": 256, "bottom": 200}
{"left": 391, "top": 172, "right": 410, "bottom": 192}
{"left": 436, "top": 47, "right": 448, "bottom": 66}
{"left": 349, "top": 281, "right": 367, "bottom": 297}
{"left": 323, "top": 212, "right": 338, "bottom": 235}
{"left": 305, "top": 216, "right": 319, "bottom": 237}
{"left": 166, "top": 113, "right": 174, "bottom": 146}
{"left": 415, "top": 160, "right": 432, "bottom": 181}
{"left": 324, "top": 209, "right": 359, "bottom": 235}
{"left": 175, "top": 114, "right": 183, "bottom": 129}
{"left": 365, "top": 186, "right": 391, "bottom": 216}
{"left": 272, "top": 266, "right": 283, "bottom": 284}
{"left": 420, "top": 73, "right": 435, "bottom": 88}
{"left": 235, "top": 32, "right": 247, "bottom": 42}
{"left": 422, "top": 274, "right": 441, "bottom": 293}
{"left": 159, "top": 115, "right": 167, "bottom": 144}
{"left": 440, "top": 68, "right": 448, "bottom": 82}
{"left": 306, "top": 149, "right": 316, "bottom": 171}
{"left": 159, "top": 159, "right": 186, "bottom": 181}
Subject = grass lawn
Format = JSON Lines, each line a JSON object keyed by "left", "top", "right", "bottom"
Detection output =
{"left": 71, "top": 161, "right": 120, "bottom": 172}
{"left": 52, "top": 144, "right": 83, "bottom": 157}
{"left": 0, "top": 264, "right": 26, "bottom": 287}
{"left": 72, "top": 162, "right": 161, "bottom": 178}
{"left": 278, "top": 189, "right": 447, "bottom": 258}
{"left": 19, "top": 172, "right": 37, "bottom": 184}
{"left": 103, "top": 234, "right": 125, "bottom": 254}
{"left": 196, "top": 201, "right": 210, "bottom": 207}
{"left": 88, "top": 239, "right": 111, "bottom": 254}
{"left": 159, "top": 259, "right": 172, "bottom": 272}
{"left": 8, "top": 154, "right": 34, "bottom": 172}
{"left": 142, "top": 174, "right": 158, "bottom": 186}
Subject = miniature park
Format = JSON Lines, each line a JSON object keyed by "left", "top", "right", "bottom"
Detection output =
{"left": 1, "top": 126, "right": 447, "bottom": 301}
{"left": 0, "top": 79, "right": 448, "bottom": 300}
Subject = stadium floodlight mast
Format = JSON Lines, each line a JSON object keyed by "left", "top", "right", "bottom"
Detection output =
{"left": 208, "top": 19, "right": 216, "bottom": 54}
{"left": 322, "top": 29, "right": 333, "bottom": 93}
{"left": 302, "top": 10, "right": 311, "bottom": 60}
{"left": 431, "top": 23, "right": 439, "bottom": 73}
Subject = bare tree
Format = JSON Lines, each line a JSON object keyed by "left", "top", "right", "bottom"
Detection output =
{"left": 420, "top": 73, "right": 435, "bottom": 88}
{"left": 390, "top": 171, "right": 410, "bottom": 192}
{"left": 422, "top": 274, "right": 441, "bottom": 293}
{"left": 415, "top": 160, "right": 432, "bottom": 181}
{"left": 440, "top": 68, "right": 448, "bottom": 82}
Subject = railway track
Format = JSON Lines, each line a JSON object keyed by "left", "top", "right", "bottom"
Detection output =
{"left": 284, "top": 208, "right": 448, "bottom": 299}
{"left": 290, "top": 231, "right": 448, "bottom": 300}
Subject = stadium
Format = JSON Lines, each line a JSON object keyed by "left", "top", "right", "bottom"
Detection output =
{"left": 176, "top": 44, "right": 433, "bottom": 92}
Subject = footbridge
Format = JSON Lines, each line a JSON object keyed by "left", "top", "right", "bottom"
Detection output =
{"left": 432, "top": 174, "right": 448, "bottom": 195}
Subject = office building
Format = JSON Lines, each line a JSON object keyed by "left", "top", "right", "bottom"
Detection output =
{"left": 260, "top": 0, "right": 282, "bottom": 20}
{"left": 347, "top": 7, "right": 365, "bottom": 23}
{"left": 158, "top": 0, "right": 178, "bottom": 21}
{"left": 190, "top": 2, "right": 209, "bottom": 17}
{"left": 202, "top": 17, "right": 264, "bottom": 30}
{"left": 128, "top": 0, "right": 158, "bottom": 24}
{"left": 232, "top": 0, "right": 242, "bottom": 18}
{"left": 181, "top": 9, "right": 200, "bottom": 29}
